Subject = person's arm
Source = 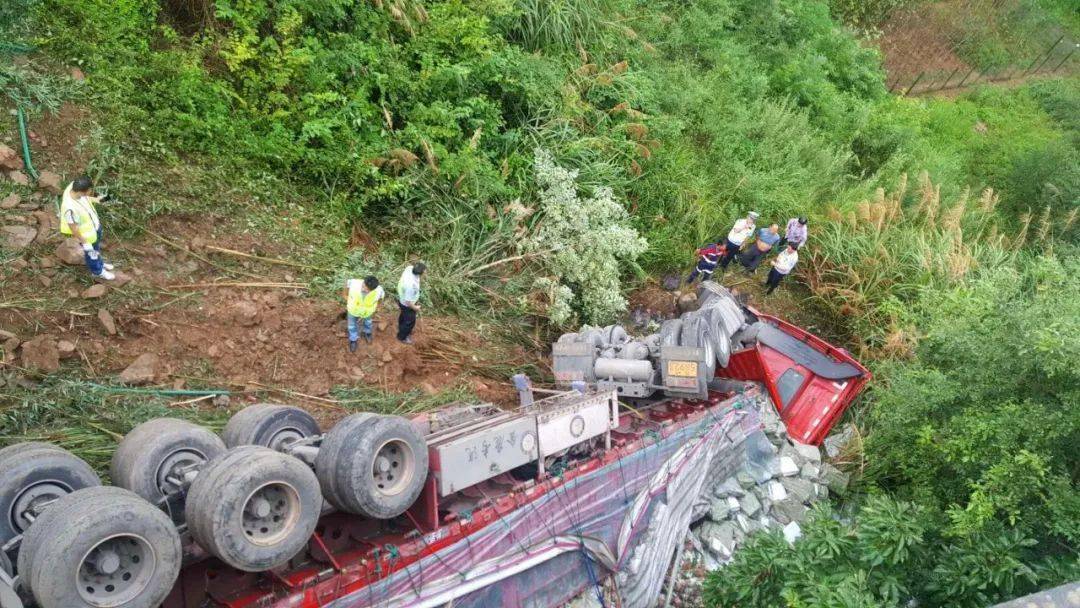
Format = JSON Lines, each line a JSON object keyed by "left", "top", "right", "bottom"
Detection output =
{"left": 64, "top": 210, "right": 90, "bottom": 248}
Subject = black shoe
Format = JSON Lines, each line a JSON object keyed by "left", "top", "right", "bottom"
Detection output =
{"left": 363, "top": 334, "right": 373, "bottom": 344}
{"left": 349, "top": 340, "right": 358, "bottom": 353}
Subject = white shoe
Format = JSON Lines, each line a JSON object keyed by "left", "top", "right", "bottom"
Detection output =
{"left": 103, "top": 263, "right": 115, "bottom": 271}
{"left": 98, "top": 270, "right": 116, "bottom": 281}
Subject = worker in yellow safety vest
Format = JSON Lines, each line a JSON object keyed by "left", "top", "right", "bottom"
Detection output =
{"left": 59, "top": 175, "right": 115, "bottom": 280}
{"left": 342, "top": 275, "right": 384, "bottom": 351}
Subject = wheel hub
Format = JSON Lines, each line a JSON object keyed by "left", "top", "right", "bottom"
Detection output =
{"left": 77, "top": 534, "right": 156, "bottom": 607}
{"left": 266, "top": 427, "right": 306, "bottom": 451}
{"left": 10, "top": 480, "right": 70, "bottom": 533}
{"left": 372, "top": 440, "right": 414, "bottom": 496}
{"left": 241, "top": 483, "right": 300, "bottom": 546}
{"left": 155, "top": 448, "right": 208, "bottom": 495}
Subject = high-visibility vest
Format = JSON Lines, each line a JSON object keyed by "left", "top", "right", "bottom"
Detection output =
{"left": 347, "top": 282, "right": 383, "bottom": 318}
{"left": 58, "top": 185, "right": 100, "bottom": 245}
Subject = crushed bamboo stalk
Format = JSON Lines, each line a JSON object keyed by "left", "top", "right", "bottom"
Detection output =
{"left": 203, "top": 245, "right": 326, "bottom": 271}
{"left": 165, "top": 282, "right": 307, "bottom": 290}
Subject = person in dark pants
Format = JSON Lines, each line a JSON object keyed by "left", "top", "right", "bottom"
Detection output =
{"left": 765, "top": 244, "right": 799, "bottom": 295}
{"left": 719, "top": 211, "right": 758, "bottom": 271}
{"left": 687, "top": 241, "right": 725, "bottom": 284}
{"left": 396, "top": 262, "right": 425, "bottom": 344}
{"left": 739, "top": 223, "right": 780, "bottom": 273}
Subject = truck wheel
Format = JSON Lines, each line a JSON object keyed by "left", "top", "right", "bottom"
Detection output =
{"left": 701, "top": 307, "right": 732, "bottom": 368}
{"left": 111, "top": 418, "right": 226, "bottom": 506}
{"left": 659, "top": 319, "right": 683, "bottom": 347}
{"left": 18, "top": 486, "right": 180, "bottom": 608}
{"left": 680, "top": 315, "right": 717, "bottom": 378}
{"left": 185, "top": 447, "right": 320, "bottom": 572}
{"left": 222, "top": 404, "right": 321, "bottom": 450}
{"left": 0, "top": 442, "right": 100, "bottom": 549}
{"left": 315, "top": 415, "right": 428, "bottom": 519}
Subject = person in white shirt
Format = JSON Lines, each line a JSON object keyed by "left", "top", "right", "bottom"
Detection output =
{"left": 59, "top": 175, "right": 115, "bottom": 280}
{"left": 765, "top": 243, "right": 799, "bottom": 295}
{"left": 719, "top": 211, "right": 759, "bottom": 271}
{"left": 396, "top": 262, "right": 426, "bottom": 344}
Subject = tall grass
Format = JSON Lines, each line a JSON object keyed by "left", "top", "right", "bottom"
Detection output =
{"left": 802, "top": 172, "right": 1026, "bottom": 356}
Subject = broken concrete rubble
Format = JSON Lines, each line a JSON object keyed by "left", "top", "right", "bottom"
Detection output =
{"left": 690, "top": 405, "right": 855, "bottom": 582}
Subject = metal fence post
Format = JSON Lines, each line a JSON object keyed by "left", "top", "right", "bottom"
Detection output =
{"left": 1052, "top": 43, "right": 1078, "bottom": 72}
{"left": 1025, "top": 35, "right": 1065, "bottom": 76}
{"left": 956, "top": 67, "right": 978, "bottom": 88}
{"left": 940, "top": 66, "right": 961, "bottom": 89}
{"left": 904, "top": 71, "right": 926, "bottom": 96}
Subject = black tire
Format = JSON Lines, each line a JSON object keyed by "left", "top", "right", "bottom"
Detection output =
{"left": 679, "top": 315, "right": 717, "bottom": 378}
{"left": 701, "top": 306, "right": 732, "bottom": 368}
{"left": 315, "top": 415, "right": 428, "bottom": 519}
{"left": 659, "top": 319, "right": 683, "bottom": 347}
{"left": 185, "top": 447, "right": 321, "bottom": 572}
{"left": 110, "top": 418, "right": 226, "bottom": 505}
{"left": 0, "top": 442, "right": 100, "bottom": 549}
{"left": 222, "top": 404, "right": 321, "bottom": 450}
{"left": 18, "top": 486, "right": 180, "bottom": 608}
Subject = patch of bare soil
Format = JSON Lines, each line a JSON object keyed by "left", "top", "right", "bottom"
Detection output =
{"left": 25, "top": 103, "right": 97, "bottom": 179}
{"left": 876, "top": 1, "right": 972, "bottom": 89}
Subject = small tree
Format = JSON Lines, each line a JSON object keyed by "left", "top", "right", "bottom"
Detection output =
{"left": 526, "top": 148, "right": 648, "bottom": 326}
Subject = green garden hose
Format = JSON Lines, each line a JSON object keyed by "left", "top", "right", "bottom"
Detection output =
{"left": 16, "top": 105, "right": 39, "bottom": 181}
{"left": 79, "top": 381, "right": 232, "bottom": 397}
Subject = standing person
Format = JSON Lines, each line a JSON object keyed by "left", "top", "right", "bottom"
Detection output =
{"left": 719, "top": 211, "right": 759, "bottom": 270}
{"left": 739, "top": 223, "right": 780, "bottom": 273}
{"left": 343, "top": 275, "right": 384, "bottom": 352}
{"left": 781, "top": 216, "right": 808, "bottom": 249}
{"left": 765, "top": 244, "right": 799, "bottom": 295}
{"left": 687, "top": 240, "right": 725, "bottom": 284}
{"left": 59, "top": 175, "right": 114, "bottom": 281}
{"left": 396, "top": 262, "right": 425, "bottom": 345}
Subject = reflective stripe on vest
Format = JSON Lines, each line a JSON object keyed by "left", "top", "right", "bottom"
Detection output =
{"left": 347, "top": 284, "right": 381, "bottom": 318}
{"left": 59, "top": 190, "right": 100, "bottom": 244}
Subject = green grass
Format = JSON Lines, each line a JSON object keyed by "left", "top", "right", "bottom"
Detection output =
{"left": 0, "top": 376, "right": 480, "bottom": 476}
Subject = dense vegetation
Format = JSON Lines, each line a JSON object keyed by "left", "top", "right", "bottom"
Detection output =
{"left": 2, "top": 0, "right": 1077, "bottom": 604}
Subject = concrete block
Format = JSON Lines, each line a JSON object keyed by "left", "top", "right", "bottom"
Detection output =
{"left": 780, "top": 476, "right": 815, "bottom": 504}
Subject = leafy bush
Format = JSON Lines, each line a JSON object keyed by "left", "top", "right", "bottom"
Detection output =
{"left": 704, "top": 496, "right": 1075, "bottom": 608}
{"left": 864, "top": 253, "right": 1080, "bottom": 545}
{"left": 526, "top": 148, "right": 647, "bottom": 325}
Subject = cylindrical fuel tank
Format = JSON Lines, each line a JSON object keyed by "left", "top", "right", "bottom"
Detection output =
{"left": 594, "top": 357, "right": 654, "bottom": 381}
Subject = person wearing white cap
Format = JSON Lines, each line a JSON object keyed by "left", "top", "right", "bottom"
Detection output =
{"left": 719, "top": 211, "right": 759, "bottom": 271}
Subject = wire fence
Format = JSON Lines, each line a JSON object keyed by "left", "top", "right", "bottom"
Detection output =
{"left": 878, "top": 0, "right": 1079, "bottom": 96}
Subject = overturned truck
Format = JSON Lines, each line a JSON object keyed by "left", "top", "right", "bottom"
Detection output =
{"left": 0, "top": 281, "right": 868, "bottom": 608}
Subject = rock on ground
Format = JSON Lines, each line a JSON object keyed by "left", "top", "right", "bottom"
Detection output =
{"left": 82, "top": 284, "right": 108, "bottom": 299}
{"left": 2, "top": 225, "right": 37, "bottom": 251}
{"left": 233, "top": 300, "right": 261, "bottom": 327}
{"left": 57, "top": 340, "right": 77, "bottom": 359}
{"left": 119, "top": 353, "right": 159, "bottom": 385}
{"left": 8, "top": 171, "right": 29, "bottom": 186}
{"left": 55, "top": 238, "right": 85, "bottom": 265}
{"left": 0, "top": 144, "right": 22, "bottom": 171}
{"left": 36, "top": 170, "right": 63, "bottom": 194}
{"left": 0, "top": 193, "right": 19, "bottom": 209}
{"left": 97, "top": 309, "right": 117, "bottom": 335}
{"left": 20, "top": 335, "right": 59, "bottom": 372}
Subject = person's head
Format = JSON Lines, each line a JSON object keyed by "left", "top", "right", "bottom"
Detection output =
{"left": 412, "top": 262, "right": 426, "bottom": 276}
{"left": 769, "top": 223, "right": 779, "bottom": 234}
{"left": 748, "top": 211, "right": 760, "bottom": 222}
{"left": 788, "top": 243, "right": 799, "bottom": 253}
{"left": 363, "top": 275, "right": 379, "bottom": 290}
{"left": 798, "top": 216, "right": 808, "bottom": 226}
{"left": 72, "top": 175, "right": 93, "bottom": 194}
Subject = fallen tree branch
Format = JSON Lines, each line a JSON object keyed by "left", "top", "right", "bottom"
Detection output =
{"left": 166, "top": 282, "right": 307, "bottom": 290}
{"left": 204, "top": 245, "right": 326, "bottom": 271}
{"left": 462, "top": 249, "right": 555, "bottom": 277}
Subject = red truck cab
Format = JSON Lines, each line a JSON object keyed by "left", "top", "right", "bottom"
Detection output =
{"left": 722, "top": 307, "right": 870, "bottom": 445}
